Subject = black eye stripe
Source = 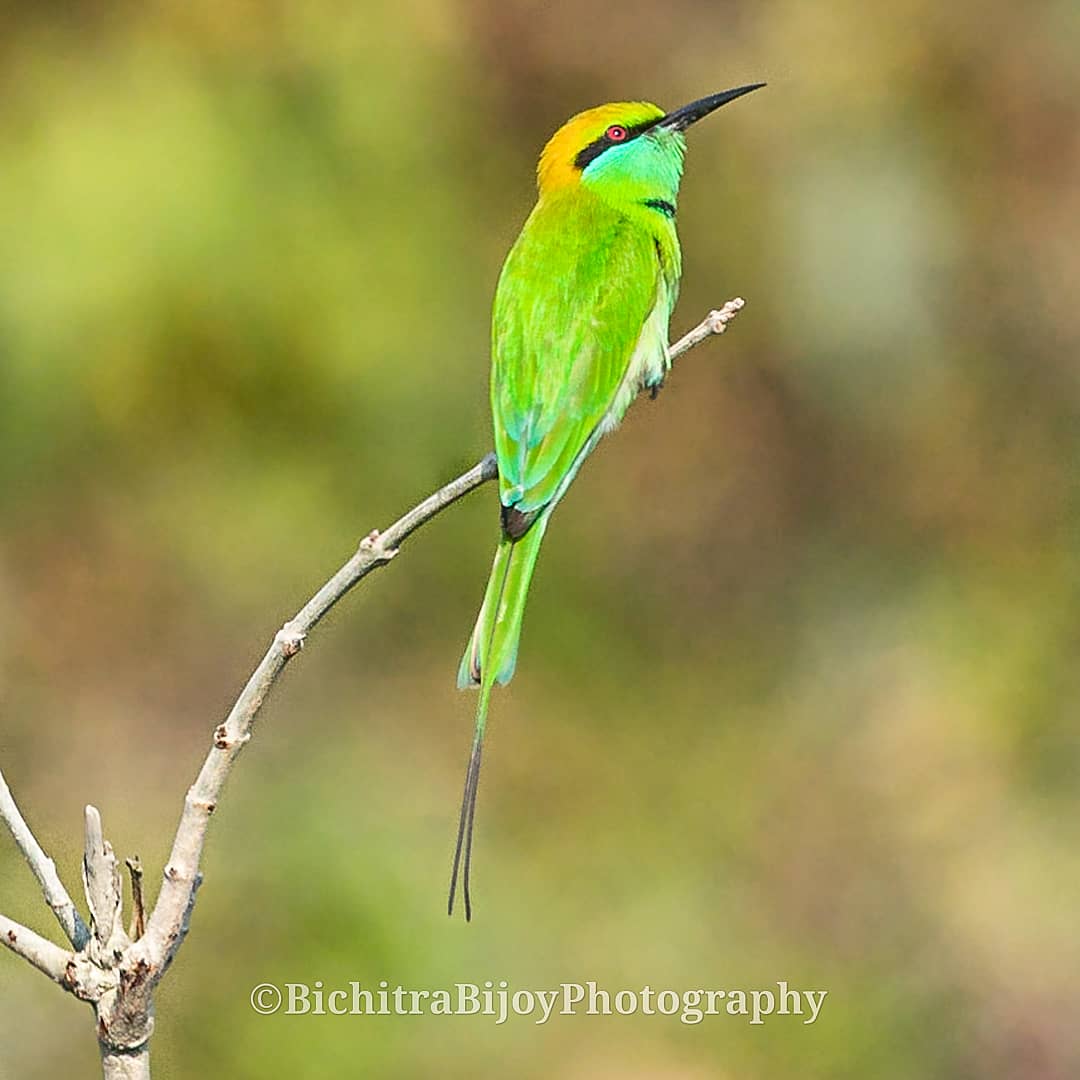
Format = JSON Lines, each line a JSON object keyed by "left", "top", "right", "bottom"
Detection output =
{"left": 573, "top": 119, "right": 658, "bottom": 170}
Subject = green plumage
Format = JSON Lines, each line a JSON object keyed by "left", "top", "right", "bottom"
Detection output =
{"left": 447, "top": 86, "right": 763, "bottom": 919}
{"left": 493, "top": 190, "right": 673, "bottom": 514}
{"left": 455, "top": 188, "right": 679, "bottom": 696}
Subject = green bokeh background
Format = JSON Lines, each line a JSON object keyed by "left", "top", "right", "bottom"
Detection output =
{"left": 1, "top": 2, "right": 1078, "bottom": 1077}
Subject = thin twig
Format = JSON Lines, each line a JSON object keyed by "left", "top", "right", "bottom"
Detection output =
{"left": 0, "top": 912, "right": 73, "bottom": 983}
{"left": 125, "top": 858, "right": 145, "bottom": 942}
{"left": 130, "top": 451, "right": 501, "bottom": 975}
{"left": 133, "top": 301, "right": 743, "bottom": 972}
{"left": 83, "top": 806, "right": 128, "bottom": 966}
{"left": 668, "top": 297, "right": 745, "bottom": 361}
{"left": 0, "top": 766, "right": 91, "bottom": 949}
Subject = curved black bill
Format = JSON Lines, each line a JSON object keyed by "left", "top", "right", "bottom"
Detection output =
{"left": 656, "top": 83, "right": 766, "bottom": 132}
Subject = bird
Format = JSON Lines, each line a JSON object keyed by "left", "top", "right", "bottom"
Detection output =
{"left": 448, "top": 84, "right": 765, "bottom": 920}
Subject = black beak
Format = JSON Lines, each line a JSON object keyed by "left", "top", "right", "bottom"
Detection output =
{"left": 655, "top": 83, "right": 766, "bottom": 132}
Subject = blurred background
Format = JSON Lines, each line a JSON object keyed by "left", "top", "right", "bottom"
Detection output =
{"left": 1, "top": 1, "right": 1078, "bottom": 1076}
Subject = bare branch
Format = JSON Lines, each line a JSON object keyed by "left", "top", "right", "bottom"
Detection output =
{"left": 669, "top": 297, "right": 745, "bottom": 361}
{"left": 0, "top": 912, "right": 72, "bottom": 983}
{"left": 125, "top": 858, "right": 145, "bottom": 942}
{"left": 99, "top": 1046, "right": 151, "bottom": 1080}
{"left": 132, "top": 451, "right": 500, "bottom": 971}
{"left": 136, "top": 304, "right": 740, "bottom": 972}
{"left": 83, "top": 806, "right": 129, "bottom": 966}
{"left": 0, "top": 765, "right": 90, "bottom": 950}
{"left": 1, "top": 302, "right": 743, "bottom": 1080}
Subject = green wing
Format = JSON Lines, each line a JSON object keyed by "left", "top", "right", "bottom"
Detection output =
{"left": 491, "top": 190, "right": 661, "bottom": 516}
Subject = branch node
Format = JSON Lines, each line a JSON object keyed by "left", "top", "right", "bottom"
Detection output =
{"left": 358, "top": 529, "right": 398, "bottom": 562}
{"left": 667, "top": 296, "right": 748, "bottom": 363}
{"left": 213, "top": 724, "right": 250, "bottom": 751}
{"left": 274, "top": 621, "right": 307, "bottom": 657}
{"left": 706, "top": 296, "right": 745, "bottom": 334}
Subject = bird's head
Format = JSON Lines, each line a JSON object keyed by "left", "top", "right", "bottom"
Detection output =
{"left": 537, "top": 85, "right": 764, "bottom": 208}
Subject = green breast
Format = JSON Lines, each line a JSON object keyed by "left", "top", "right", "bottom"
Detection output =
{"left": 490, "top": 188, "right": 680, "bottom": 515}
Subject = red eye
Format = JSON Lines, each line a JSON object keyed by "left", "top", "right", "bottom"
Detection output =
{"left": 606, "top": 124, "right": 628, "bottom": 142}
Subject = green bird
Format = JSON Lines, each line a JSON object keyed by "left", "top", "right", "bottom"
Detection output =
{"left": 449, "top": 84, "right": 764, "bottom": 919}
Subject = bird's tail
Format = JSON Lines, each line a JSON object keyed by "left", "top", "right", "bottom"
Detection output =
{"left": 448, "top": 516, "right": 549, "bottom": 920}
{"left": 456, "top": 516, "right": 549, "bottom": 691}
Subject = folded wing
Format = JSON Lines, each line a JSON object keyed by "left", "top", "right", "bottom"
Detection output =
{"left": 492, "top": 192, "right": 662, "bottom": 521}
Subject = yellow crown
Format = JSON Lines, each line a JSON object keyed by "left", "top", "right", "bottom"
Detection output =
{"left": 537, "top": 101, "right": 664, "bottom": 194}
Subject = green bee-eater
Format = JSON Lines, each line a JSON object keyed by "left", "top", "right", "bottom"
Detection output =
{"left": 449, "top": 84, "right": 764, "bottom": 919}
